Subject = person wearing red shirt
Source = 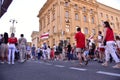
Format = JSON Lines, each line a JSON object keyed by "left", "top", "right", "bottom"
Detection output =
{"left": 8, "top": 33, "right": 17, "bottom": 64}
{"left": 102, "top": 21, "right": 120, "bottom": 68}
{"left": 75, "top": 27, "right": 88, "bottom": 65}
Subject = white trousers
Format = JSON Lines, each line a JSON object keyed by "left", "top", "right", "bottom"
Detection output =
{"left": 105, "top": 41, "right": 120, "bottom": 63}
{"left": 8, "top": 44, "right": 16, "bottom": 63}
{"left": 43, "top": 50, "right": 47, "bottom": 60}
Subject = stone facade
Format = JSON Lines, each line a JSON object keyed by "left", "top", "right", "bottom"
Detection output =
{"left": 31, "top": 31, "right": 39, "bottom": 48}
{"left": 36, "top": 0, "right": 120, "bottom": 47}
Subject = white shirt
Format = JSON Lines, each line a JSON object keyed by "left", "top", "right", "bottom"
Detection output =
{"left": 98, "top": 35, "right": 102, "bottom": 47}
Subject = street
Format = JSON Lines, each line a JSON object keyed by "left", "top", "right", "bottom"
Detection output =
{"left": 0, "top": 60, "right": 120, "bottom": 80}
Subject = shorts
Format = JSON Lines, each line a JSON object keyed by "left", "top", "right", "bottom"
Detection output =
{"left": 76, "top": 48, "right": 84, "bottom": 53}
{"left": 32, "top": 52, "right": 35, "bottom": 56}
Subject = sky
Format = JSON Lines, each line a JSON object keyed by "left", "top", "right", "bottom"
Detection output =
{"left": 0, "top": 0, "right": 120, "bottom": 42}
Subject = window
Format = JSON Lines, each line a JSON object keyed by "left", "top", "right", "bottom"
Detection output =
{"left": 53, "top": 39, "right": 55, "bottom": 45}
{"left": 52, "top": 13, "right": 55, "bottom": 20}
{"left": 92, "top": 29, "right": 96, "bottom": 35}
{"left": 90, "top": 9, "right": 93, "bottom": 14}
{"left": 82, "top": 7, "right": 86, "bottom": 12}
{"left": 65, "top": 11, "right": 69, "bottom": 19}
{"left": 65, "top": 2, "right": 69, "bottom": 7}
{"left": 66, "top": 24, "right": 70, "bottom": 32}
{"left": 74, "top": 4, "right": 78, "bottom": 10}
{"left": 111, "top": 16, "right": 113, "bottom": 20}
{"left": 101, "top": 20, "right": 104, "bottom": 25}
{"left": 91, "top": 17, "right": 94, "bottom": 24}
{"left": 44, "top": 18, "right": 46, "bottom": 27}
{"left": 83, "top": 15, "right": 87, "bottom": 22}
{"left": 106, "top": 14, "right": 108, "bottom": 18}
{"left": 53, "top": 26, "right": 56, "bottom": 33}
{"left": 40, "top": 21, "right": 42, "bottom": 30}
{"left": 47, "top": 12, "right": 50, "bottom": 24}
{"left": 48, "top": 17, "right": 50, "bottom": 24}
{"left": 75, "top": 13, "right": 79, "bottom": 20}
{"left": 84, "top": 27, "right": 88, "bottom": 34}
{"left": 100, "top": 13, "right": 103, "bottom": 17}
{"left": 48, "top": 30, "right": 50, "bottom": 34}
{"left": 116, "top": 17, "right": 118, "bottom": 21}
{"left": 110, "top": 22, "right": 115, "bottom": 28}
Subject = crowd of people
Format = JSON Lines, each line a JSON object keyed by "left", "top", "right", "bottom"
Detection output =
{"left": 0, "top": 33, "right": 27, "bottom": 64}
{"left": 0, "top": 21, "right": 120, "bottom": 69}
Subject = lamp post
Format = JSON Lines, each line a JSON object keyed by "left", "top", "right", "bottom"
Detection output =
{"left": 9, "top": 19, "right": 17, "bottom": 34}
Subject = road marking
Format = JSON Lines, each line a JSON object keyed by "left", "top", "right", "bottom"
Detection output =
{"left": 45, "top": 63, "right": 52, "bottom": 65}
{"left": 97, "top": 71, "right": 120, "bottom": 77}
{"left": 55, "top": 65, "right": 65, "bottom": 68}
{"left": 69, "top": 67, "right": 87, "bottom": 71}
{"left": 39, "top": 62, "right": 44, "bottom": 64}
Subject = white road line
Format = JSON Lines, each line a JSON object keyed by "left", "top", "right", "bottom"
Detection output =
{"left": 55, "top": 65, "right": 65, "bottom": 68}
{"left": 69, "top": 67, "right": 87, "bottom": 71}
{"left": 44, "top": 63, "right": 52, "bottom": 65}
{"left": 39, "top": 62, "right": 44, "bottom": 64}
{"left": 97, "top": 71, "right": 120, "bottom": 77}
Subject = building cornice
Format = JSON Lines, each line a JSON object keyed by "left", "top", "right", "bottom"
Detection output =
{"left": 37, "top": 0, "right": 55, "bottom": 18}
{"left": 97, "top": 2, "right": 120, "bottom": 15}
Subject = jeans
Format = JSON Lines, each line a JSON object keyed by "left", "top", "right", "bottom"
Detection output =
{"left": 8, "top": 44, "right": 16, "bottom": 63}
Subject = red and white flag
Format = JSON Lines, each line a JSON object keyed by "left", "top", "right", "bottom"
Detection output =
{"left": 40, "top": 33, "right": 49, "bottom": 39}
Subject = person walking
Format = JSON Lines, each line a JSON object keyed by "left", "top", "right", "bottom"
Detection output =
{"left": 18, "top": 34, "right": 27, "bottom": 63}
{"left": 8, "top": 33, "right": 17, "bottom": 64}
{"left": 75, "top": 27, "right": 88, "bottom": 65}
{"left": 26, "top": 44, "right": 31, "bottom": 60}
{"left": 57, "top": 42, "right": 63, "bottom": 60}
{"left": 102, "top": 21, "right": 120, "bottom": 68}
{"left": 0, "top": 32, "right": 9, "bottom": 64}
{"left": 98, "top": 31, "right": 105, "bottom": 63}
{"left": 67, "top": 42, "right": 72, "bottom": 60}
{"left": 31, "top": 44, "right": 36, "bottom": 60}
{"left": 0, "top": 34, "right": 3, "bottom": 60}
{"left": 42, "top": 42, "right": 48, "bottom": 61}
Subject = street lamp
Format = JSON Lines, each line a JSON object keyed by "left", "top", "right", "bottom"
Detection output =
{"left": 9, "top": 19, "right": 17, "bottom": 34}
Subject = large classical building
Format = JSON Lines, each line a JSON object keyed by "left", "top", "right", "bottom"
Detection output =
{"left": 35, "top": 0, "right": 120, "bottom": 47}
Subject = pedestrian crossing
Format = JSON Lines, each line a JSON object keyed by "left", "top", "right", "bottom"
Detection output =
{"left": 30, "top": 60, "right": 120, "bottom": 77}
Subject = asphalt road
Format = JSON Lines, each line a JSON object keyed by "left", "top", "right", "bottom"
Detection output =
{"left": 0, "top": 60, "right": 120, "bottom": 80}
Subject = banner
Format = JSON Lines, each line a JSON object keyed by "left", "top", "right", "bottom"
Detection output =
{"left": 40, "top": 33, "right": 49, "bottom": 39}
